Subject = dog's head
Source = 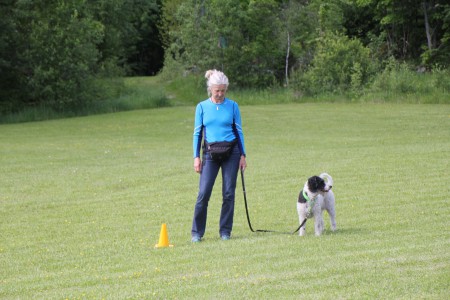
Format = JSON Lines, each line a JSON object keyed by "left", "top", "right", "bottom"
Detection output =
{"left": 307, "top": 173, "right": 333, "bottom": 194}
{"left": 307, "top": 176, "right": 326, "bottom": 194}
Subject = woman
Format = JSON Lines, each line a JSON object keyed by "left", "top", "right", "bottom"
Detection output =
{"left": 191, "top": 69, "right": 247, "bottom": 242}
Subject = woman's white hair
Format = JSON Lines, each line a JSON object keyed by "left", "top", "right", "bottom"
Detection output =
{"left": 205, "top": 69, "right": 229, "bottom": 96}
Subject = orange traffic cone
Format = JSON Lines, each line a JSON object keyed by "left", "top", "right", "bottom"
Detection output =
{"left": 154, "top": 223, "right": 173, "bottom": 248}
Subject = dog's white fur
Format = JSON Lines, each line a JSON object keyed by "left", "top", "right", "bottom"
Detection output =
{"left": 297, "top": 173, "right": 336, "bottom": 236}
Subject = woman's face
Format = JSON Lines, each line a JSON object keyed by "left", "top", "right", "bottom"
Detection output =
{"left": 210, "top": 84, "right": 227, "bottom": 102}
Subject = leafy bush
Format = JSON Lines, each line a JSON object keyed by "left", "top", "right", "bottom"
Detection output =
{"left": 366, "top": 60, "right": 450, "bottom": 103}
{"left": 292, "top": 33, "right": 376, "bottom": 96}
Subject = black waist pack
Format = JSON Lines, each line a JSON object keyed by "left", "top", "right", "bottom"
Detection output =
{"left": 206, "top": 140, "right": 236, "bottom": 162}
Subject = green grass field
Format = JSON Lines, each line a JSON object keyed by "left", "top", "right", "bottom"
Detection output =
{"left": 1, "top": 103, "right": 449, "bottom": 299}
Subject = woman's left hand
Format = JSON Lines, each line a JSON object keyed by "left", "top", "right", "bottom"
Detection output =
{"left": 239, "top": 155, "right": 247, "bottom": 171}
{"left": 194, "top": 157, "right": 202, "bottom": 173}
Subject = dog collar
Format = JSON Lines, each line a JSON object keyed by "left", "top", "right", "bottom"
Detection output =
{"left": 302, "top": 189, "right": 311, "bottom": 202}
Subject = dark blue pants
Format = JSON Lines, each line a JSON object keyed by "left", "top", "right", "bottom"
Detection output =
{"left": 191, "top": 144, "right": 241, "bottom": 238}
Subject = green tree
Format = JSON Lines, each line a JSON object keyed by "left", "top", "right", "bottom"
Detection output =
{"left": 16, "top": 0, "right": 105, "bottom": 110}
{"left": 126, "top": 0, "right": 164, "bottom": 75}
{"left": 0, "top": 0, "right": 22, "bottom": 113}
{"left": 237, "top": 0, "right": 284, "bottom": 86}
{"left": 1, "top": 0, "right": 164, "bottom": 114}
{"left": 159, "top": 0, "right": 185, "bottom": 50}
{"left": 421, "top": 2, "right": 450, "bottom": 67}
{"left": 347, "top": 0, "right": 450, "bottom": 67}
{"left": 279, "top": 0, "right": 319, "bottom": 86}
{"left": 88, "top": 0, "right": 163, "bottom": 75}
{"left": 166, "top": 0, "right": 284, "bottom": 87}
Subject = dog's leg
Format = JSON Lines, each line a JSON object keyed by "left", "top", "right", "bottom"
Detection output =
{"left": 297, "top": 202, "right": 307, "bottom": 236}
{"left": 325, "top": 192, "right": 337, "bottom": 231}
{"left": 314, "top": 205, "right": 324, "bottom": 236}
{"left": 315, "top": 216, "right": 324, "bottom": 236}
{"left": 328, "top": 208, "right": 337, "bottom": 231}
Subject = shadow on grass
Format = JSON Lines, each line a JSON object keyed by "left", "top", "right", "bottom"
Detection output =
{"left": 326, "top": 227, "right": 367, "bottom": 235}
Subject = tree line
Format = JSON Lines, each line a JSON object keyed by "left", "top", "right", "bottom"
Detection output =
{"left": 0, "top": 0, "right": 163, "bottom": 114}
{"left": 162, "top": 0, "right": 449, "bottom": 92}
{"left": 1, "top": 0, "right": 449, "bottom": 115}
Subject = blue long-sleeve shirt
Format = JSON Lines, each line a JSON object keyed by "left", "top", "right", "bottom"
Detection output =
{"left": 193, "top": 98, "right": 246, "bottom": 158}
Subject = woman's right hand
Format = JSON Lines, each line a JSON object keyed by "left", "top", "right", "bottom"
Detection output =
{"left": 194, "top": 157, "right": 202, "bottom": 173}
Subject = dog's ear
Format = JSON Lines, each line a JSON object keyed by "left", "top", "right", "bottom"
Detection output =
{"left": 307, "top": 176, "right": 316, "bottom": 188}
{"left": 308, "top": 176, "right": 325, "bottom": 192}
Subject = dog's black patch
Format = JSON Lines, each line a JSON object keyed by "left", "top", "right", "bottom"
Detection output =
{"left": 298, "top": 190, "right": 307, "bottom": 203}
{"left": 307, "top": 176, "right": 326, "bottom": 193}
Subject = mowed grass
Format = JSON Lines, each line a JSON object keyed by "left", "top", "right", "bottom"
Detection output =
{"left": 0, "top": 103, "right": 449, "bottom": 299}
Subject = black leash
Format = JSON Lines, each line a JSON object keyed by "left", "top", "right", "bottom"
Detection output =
{"left": 240, "top": 169, "right": 307, "bottom": 235}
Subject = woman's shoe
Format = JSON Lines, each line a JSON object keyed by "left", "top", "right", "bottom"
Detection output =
{"left": 191, "top": 236, "right": 201, "bottom": 243}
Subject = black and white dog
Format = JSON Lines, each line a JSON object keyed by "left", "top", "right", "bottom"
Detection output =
{"left": 297, "top": 173, "right": 336, "bottom": 236}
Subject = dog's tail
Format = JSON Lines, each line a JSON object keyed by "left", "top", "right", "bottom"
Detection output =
{"left": 319, "top": 173, "right": 333, "bottom": 187}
